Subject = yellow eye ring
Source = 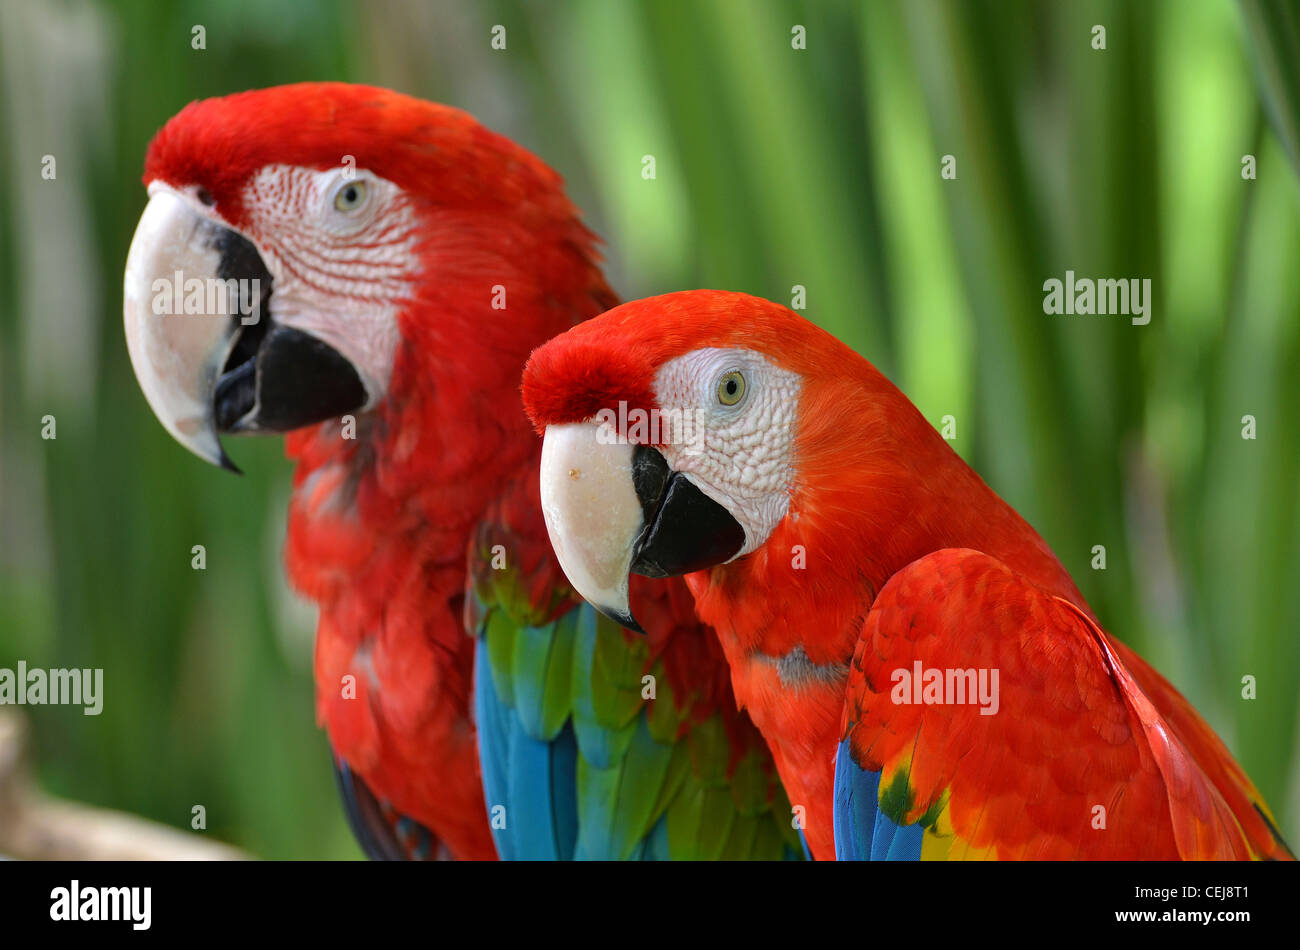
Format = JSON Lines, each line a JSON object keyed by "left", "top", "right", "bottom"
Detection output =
{"left": 717, "top": 370, "right": 746, "bottom": 406}
{"left": 334, "top": 180, "right": 367, "bottom": 212}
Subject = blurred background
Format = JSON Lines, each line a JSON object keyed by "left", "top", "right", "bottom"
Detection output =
{"left": 0, "top": 0, "right": 1297, "bottom": 858}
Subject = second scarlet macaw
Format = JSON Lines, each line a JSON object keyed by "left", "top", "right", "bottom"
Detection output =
{"left": 121, "top": 85, "right": 796, "bottom": 859}
{"left": 522, "top": 289, "right": 1294, "bottom": 861}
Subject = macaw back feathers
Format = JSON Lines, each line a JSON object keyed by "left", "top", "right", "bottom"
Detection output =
{"left": 471, "top": 592, "right": 801, "bottom": 860}
{"left": 468, "top": 475, "right": 801, "bottom": 860}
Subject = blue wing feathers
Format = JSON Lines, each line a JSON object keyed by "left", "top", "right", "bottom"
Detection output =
{"left": 476, "top": 635, "right": 581, "bottom": 859}
{"left": 833, "top": 737, "right": 921, "bottom": 861}
{"left": 474, "top": 636, "right": 516, "bottom": 858}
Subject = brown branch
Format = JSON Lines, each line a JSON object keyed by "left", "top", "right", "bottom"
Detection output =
{"left": 0, "top": 711, "right": 248, "bottom": 861}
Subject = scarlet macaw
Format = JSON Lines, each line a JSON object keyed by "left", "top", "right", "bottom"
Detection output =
{"left": 122, "top": 85, "right": 797, "bottom": 859}
{"left": 522, "top": 289, "right": 1294, "bottom": 861}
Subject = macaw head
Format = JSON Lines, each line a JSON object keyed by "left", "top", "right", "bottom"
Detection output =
{"left": 522, "top": 289, "right": 914, "bottom": 631}
{"left": 125, "top": 82, "right": 610, "bottom": 471}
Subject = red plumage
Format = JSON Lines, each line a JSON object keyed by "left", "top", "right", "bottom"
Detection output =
{"left": 523, "top": 291, "right": 1292, "bottom": 860}
{"left": 144, "top": 88, "right": 780, "bottom": 860}
{"left": 146, "top": 83, "right": 614, "bottom": 859}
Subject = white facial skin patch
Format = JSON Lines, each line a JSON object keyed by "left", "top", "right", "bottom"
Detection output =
{"left": 651, "top": 347, "right": 800, "bottom": 557}
{"left": 240, "top": 164, "right": 422, "bottom": 408}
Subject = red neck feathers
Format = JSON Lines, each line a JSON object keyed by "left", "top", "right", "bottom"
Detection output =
{"left": 691, "top": 339, "right": 1088, "bottom": 860}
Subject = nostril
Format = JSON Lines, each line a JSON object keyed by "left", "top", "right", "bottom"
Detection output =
{"left": 196, "top": 187, "right": 215, "bottom": 207}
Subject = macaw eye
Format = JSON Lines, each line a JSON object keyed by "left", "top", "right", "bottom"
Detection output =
{"left": 334, "top": 180, "right": 367, "bottom": 212}
{"left": 717, "top": 370, "right": 746, "bottom": 406}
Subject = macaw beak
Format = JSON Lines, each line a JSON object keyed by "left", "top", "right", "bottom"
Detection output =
{"left": 538, "top": 422, "right": 746, "bottom": 632}
{"left": 123, "top": 184, "right": 366, "bottom": 471}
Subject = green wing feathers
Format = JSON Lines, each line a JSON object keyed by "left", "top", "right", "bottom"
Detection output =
{"left": 466, "top": 478, "right": 800, "bottom": 860}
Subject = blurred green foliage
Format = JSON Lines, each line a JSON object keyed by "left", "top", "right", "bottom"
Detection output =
{"left": 0, "top": 0, "right": 1296, "bottom": 857}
